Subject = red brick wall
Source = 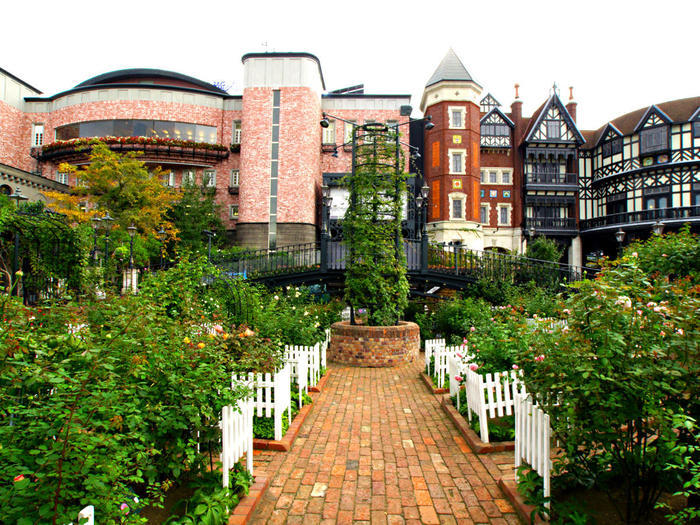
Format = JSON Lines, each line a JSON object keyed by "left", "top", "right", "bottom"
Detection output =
{"left": 239, "top": 88, "right": 272, "bottom": 224}
{"left": 0, "top": 101, "right": 34, "bottom": 172}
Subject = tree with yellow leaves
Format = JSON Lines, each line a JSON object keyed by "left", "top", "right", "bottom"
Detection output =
{"left": 43, "top": 141, "right": 178, "bottom": 237}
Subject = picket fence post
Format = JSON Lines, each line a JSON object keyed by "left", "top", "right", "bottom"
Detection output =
{"left": 514, "top": 393, "right": 551, "bottom": 510}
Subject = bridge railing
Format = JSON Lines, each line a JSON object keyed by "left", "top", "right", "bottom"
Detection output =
{"left": 214, "top": 242, "right": 320, "bottom": 278}
{"left": 427, "top": 243, "right": 597, "bottom": 288}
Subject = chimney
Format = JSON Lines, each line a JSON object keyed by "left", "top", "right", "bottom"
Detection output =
{"left": 510, "top": 83, "right": 522, "bottom": 124}
{"left": 566, "top": 86, "right": 577, "bottom": 123}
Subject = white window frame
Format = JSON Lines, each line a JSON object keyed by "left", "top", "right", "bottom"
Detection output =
{"left": 32, "top": 124, "right": 44, "bottom": 147}
{"left": 480, "top": 170, "right": 486, "bottom": 183}
{"left": 182, "top": 169, "right": 196, "bottom": 187}
{"left": 497, "top": 204, "right": 512, "bottom": 226}
{"left": 500, "top": 170, "right": 512, "bottom": 184}
{"left": 448, "top": 148, "right": 467, "bottom": 175}
{"left": 229, "top": 204, "right": 239, "bottom": 220}
{"left": 203, "top": 169, "right": 216, "bottom": 187}
{"left": 57, "top": 172, "right": 68, "bottom": 185}
{"left": 449, "top": 192, "right": 467, "bottom": 221}
{"left": 322, "top": 119, "right": 336, "bottom": 144}
{"left": 164, "top": 171, "right": 175, "bottom": 187}
{"left": 229, "top": 169, "right": 240, "bottom": 187}
{"left": 344, "top": 121, "right": 356, "bottom": 143}
{"left": 448, "top": 106, "right": 466, "bottom": 129}
{"left": 480, "top": 203, "right": 490, "bottom": 225}
{"left": 232, "top": 121, "right": 242, "bottom": 144}
{"left": 489, "top": 170, "right": 498, "bottom": 184}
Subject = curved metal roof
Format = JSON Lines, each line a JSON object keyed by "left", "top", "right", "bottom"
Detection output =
{"left": 75, "top": 68, "right": 228, "bottom": 94}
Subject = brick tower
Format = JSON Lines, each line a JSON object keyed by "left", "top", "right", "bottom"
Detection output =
{"left": 237, "top": 53, "right": 324, "bottom": 249}
{"left": 420, "top": 49, "right": 484, "bottom": 250}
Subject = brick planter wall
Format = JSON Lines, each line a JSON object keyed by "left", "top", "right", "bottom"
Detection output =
{"left": 329, "top": 321, "right": 419, "bottom": 367}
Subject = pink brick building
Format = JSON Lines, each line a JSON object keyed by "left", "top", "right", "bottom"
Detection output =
{"left": 0, "top": 53, "right": 410, "bottom": 249}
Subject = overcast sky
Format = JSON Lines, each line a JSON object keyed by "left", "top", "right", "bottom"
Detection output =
{"left": 3, "top": 0, "right": 697, "bottom": 131}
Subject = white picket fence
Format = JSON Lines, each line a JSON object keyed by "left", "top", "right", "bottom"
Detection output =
{"left": 424, "top": 338, "right": 445, "bottom": 375}
{"left": 434, "top": 344, "right": 469, "bottom": 389}
{"left": 232, "top": 362, "right": 292, "bottom": 441}
{"left": 221, "top": 395, "right": 254, "bottom": 488}
{"left": 461, "top": 368, "right": 526, "bottom": 443}
{"left": 514, "top": 392, "right": 551, "bottom": 510}
{"left": 286, "top": 353, "right": 308, "bottom": 408}
{"left": 70, "top": 505, "right": 94, "bottom": 525}
{"left": 322, "top": 328, "right": 330, "bottom": 369}
{"left": 285, "top": 344, "right": 318, "bottom": 389}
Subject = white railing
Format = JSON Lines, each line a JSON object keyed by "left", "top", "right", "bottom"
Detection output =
{"left": 221, "top": 395, "right": 254, "bottom": 489}
{"left": 424, "top": 338, "right": 445, "bottom": 375}
{"left": 514, "top": 393, "right": 551, "bottom": 510}
{"left": 232, "top": 362, "right": 292, "bottom": 441}
{"left": 463, "top": 368, "right": 526, "bottom": 443}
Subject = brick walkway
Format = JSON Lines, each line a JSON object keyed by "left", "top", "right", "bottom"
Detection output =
{"left": 249, "top": 361, "right": 519, "bottom": 524}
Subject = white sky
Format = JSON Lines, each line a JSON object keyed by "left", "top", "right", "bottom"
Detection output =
{"left": 3, "top": 0, "right": 698, "bottom": 132}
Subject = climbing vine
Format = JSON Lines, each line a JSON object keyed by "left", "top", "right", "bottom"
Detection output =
{"left": 342, "top": 124, "right": 409, "bottom": 326}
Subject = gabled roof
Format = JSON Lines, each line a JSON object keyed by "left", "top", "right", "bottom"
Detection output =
{"left": 523, "top": 93, "right": 585, "bottom": 144}
{"left": 593, "top": 123, "right": 623, "bottom": 147}
{"left": 425, "top": 48, "right": 478, "bottom": 88}
{"left": 581, "top": 97, "right": 700, "bottom": 149}
{"left": 480, "top": 107, "right": 514, "bottom": 128}
{"left": 691, "top": 106, "right": 700, "bottom": 121}
{"left": 480, "top": 93, "right": 501, "bottom": 107}
{"left": 633, "top": 104, "right": 672, "bottom": 132}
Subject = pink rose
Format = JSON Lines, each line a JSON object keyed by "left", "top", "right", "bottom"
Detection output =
{"left": 454, "top": 375, "right": 463, "bottom": 382}
{"left": 512, "top": 364, "right": 519, "bottom": 370}
{"left": 469, "top": 363, "right": 479, "bottom": 371}
{"left": 470, "top": 326, "right": 476, "bottom": 332}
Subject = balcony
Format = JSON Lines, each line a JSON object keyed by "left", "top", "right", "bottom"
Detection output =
{"left": 39, "top": 137, "right": 229, "bottom": 164}
{"left": 228, "top": 185, "right": 239, "bottom": 195}
{"left": 580, "top": 206, "right": 700, "bottom": 232}
{"left": 525, "top": 172, "right": 577, "bottom": 191}
{"left": 525, "top": 217, "right": 578, "bottom": 235}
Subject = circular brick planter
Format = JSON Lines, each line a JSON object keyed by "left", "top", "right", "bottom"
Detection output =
{"left": 329, "top": 321, "right": 420, "bottom": 367}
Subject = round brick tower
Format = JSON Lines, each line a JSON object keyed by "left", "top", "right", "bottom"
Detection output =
{"left": 237, "top": 53, "right": 324, "bottom": 249}
{"left": 420, "top": 49, "right": 484, "bottom": 250}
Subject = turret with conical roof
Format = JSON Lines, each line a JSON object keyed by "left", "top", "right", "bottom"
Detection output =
{"left": 421, "top": 50, "right": 484, "bottom": 250}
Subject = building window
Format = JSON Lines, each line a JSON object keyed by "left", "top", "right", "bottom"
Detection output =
{"left": 602, "top": 137, "right": 622, "bottom": 157}
{"left": 32, "top": 124, "right": 44, "bottom": 147}
{"left": 182, "top": 169, "right": 195, "bottom": 186}
{"left": 606, "top": 195, "right": 627, "bottom": 216}
{"left": 489, "top": 171, "right": 498, "bottom": 184}
{"left": 203, "top": 170, "right": 216, "bottom": 187}
{"left": 452, "top": 199, "right": 463, "bottom": 219}
{"left": 56, "top": 119, "right": 219, "bottom": 144}
{"left": 232, "top": 121, "right": 242, "bottom": 144}
{"left": 449, "top": 107, "right": 466, "bottom": 129}
{"left": 643, "top": 186, "right": 671, "bottom": 211}
{"left": 229, "top": 205, "right": 239, "bottom": 220}
{"left": 546, "top": 120, "right": 561, "bottom": 139}
{"left": 501, "top": 171, "right": 511, "bottom": 184}
{"left": 449, "top": 150, "right": 466, "bottom": 174}
{"left": 498, "top": 205, "right": 510, "bottom": 226}
{"left": 164, "top": 171, "right": 175, "bottom": 187}
{"left": 322, "top": 119, "right": 336, "bottom": 144}
{"left": 692, "top": 183, "right": 700, "bottom": 205}
{"left": 480, "top": 170, "right": 486, "bottom": 183}
{"left": 480, "top": 205, "right": 489, "bottom": 225}
{"left": 57, "top": 172, "right": 68, "bottom": 185}
{"left": 344, "top": 121, "right": 356, "bottom": 143}
{"left": 229, "top": 169, "right": 240, "bottom": 187}
{"left": 640, "top": 127, "right": 668, "bottom": 154}
{"left": 693, "top": 121, "right": 700, "bottom": 139}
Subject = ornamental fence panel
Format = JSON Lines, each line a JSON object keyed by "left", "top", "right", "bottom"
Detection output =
{"left": 220, "top": 395, "right": 254, "bottom": 488}
{"left": 424, "top": 338, "right": 445, "bottom": 375}
{"left": 232, "top": 362, "right": 291, "bottom": 441}
{"left": 463, "top": 368, "right": 526, "bottom": 443}
{"left": 514, "top": 393, "right": 551, "bottom": 510}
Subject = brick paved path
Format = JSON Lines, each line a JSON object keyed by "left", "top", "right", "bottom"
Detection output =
{"left": 250, "top": 361, "right": 519, "bottom": 524}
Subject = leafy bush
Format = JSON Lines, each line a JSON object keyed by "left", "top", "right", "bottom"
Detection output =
{"left": 526, "top": 236, "right": 564, "bottom": 263}
{"left": 428, "top": 297, "right": 492, "bottom": 345}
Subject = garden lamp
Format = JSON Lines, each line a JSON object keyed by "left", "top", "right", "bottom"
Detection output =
{"left": 652, "top": 220, "right": 664, "bottom": 236}
{"left": 90, "top": 217, "right": 101, "bottom": 262}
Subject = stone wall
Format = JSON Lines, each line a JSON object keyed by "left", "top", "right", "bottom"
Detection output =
{"left": 329, "top": 321, "right": 419, "bottom": 368}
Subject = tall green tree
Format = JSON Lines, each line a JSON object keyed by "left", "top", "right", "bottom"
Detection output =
{"left": 166, "top": 183, "right": 225, "bottom": 254}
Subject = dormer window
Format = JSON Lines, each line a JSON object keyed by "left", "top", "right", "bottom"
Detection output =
{"left": 546, "top": 120, "right": 561, "bottom": 139}
{"left": 602, "top": 138, "right": 622, "bottom": 157}
{"left": 640, "top": 126, "right": 668, "bottom": 155}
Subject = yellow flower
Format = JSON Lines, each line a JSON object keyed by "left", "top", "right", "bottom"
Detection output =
{"left": 183, "top": 337, "right": 191, "bottom": 344}
{"left": 197, "top": 342, "right": 205, "bottom": 349}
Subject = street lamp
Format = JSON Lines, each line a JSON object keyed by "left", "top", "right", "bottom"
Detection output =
{"left": 321, "top": 184, "right": 333, "bottom": 235}
{"left": 615, "top": 228, "right": 626, "bottom": 257}
{"left": 9, "top": 187, "right": 29, "bottom": 207}
{"left": 102, "top": 212, "right": 114, "bottom": 265}
{"left": 529, "top": 226, "right": 536, "bottom": 239}
{"left": 127, "top": 224, "right": 137, "bottom": 270}
{"left": 652, "top": 220, "right": 664, "bottom": 236}
{"left": 90, "top": 217, "right": 101, "bottom": 263}
{"left": 203, "top": 230, "right": 214, "bottom": 262}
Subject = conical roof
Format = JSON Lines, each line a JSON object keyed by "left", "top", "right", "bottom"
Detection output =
{"left": 425, "top": 48, "right": 475, "bottom": 87}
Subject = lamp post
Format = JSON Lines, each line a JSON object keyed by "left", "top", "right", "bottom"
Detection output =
{"left": 102, "top": 212, "right": 114, "bottom": 265}
{"left": 8, "top": 188, "right": 29, "bottom": 295}
{"left": 158, "top": 227, "right": 167, "bottom": 269}
{"left": 615, "top": 228, "right": 626, "bottom": 257}
{"left": 91, "top": 217, "right": 101, "bottom": 263}
{"left": 203, "top": 230, "right": 214, "bottom": 262}
{"left": 127, "top": 224, "right": 137, "bottom": 270}
{"left": 652, "top": 220, "right": 664, "bottom": 236}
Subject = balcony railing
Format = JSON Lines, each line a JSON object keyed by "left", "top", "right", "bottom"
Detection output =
{"left": 525, "top": 172, "right": 577, "bottom": 187}
{"left": 580, "top": 206, "right": 700, "bottom": 231}
{"left": 524, "top": 217, "right": 578, "bottom": 232}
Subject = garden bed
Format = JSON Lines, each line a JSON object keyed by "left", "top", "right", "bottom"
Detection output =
{"left": 252, "top": 389, "right": 313, "bottom": 452}
{"left": 441, "top": 394, "right": 514, "bottom": 454}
